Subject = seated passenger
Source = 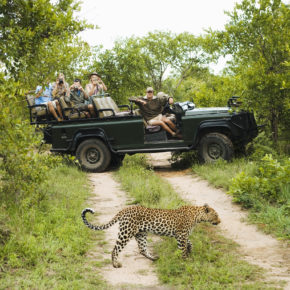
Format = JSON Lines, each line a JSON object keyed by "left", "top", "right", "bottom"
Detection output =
{"left": 67, "top": 78, "right": 95, "bottom": 117}
{"left": 131, "top": 87, "right": 181, "bottom": 138}
{"left": 85, "top": 72, "right": 107, "bottom": 98}
{"left": 35, "top": 78, "right": 63, "bottom": 121}
{"left": 52, "top": 73, "right": 69, "bottom": 99}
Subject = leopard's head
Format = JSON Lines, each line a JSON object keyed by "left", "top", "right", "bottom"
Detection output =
{"left": 201, "top": 204, "right": 220, "bottom": 225}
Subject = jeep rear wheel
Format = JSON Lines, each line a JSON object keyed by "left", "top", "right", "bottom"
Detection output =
{"left": 198, "top": 133, "right": 234, "bottom": 163}
{"left": 76, "top": 139, "right": 111, "bottom": 172}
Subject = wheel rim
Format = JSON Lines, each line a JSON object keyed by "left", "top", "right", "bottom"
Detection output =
{"left": 86, "top": 148, "right": 100, "bottom": 164}
{"left": 208, "top": 143, "right": 222, "bottom": 159}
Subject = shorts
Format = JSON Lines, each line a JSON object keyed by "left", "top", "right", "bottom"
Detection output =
{"left": 147, "top": 114, "right": 163, "bottom": 125}
{"left": 35, "top": 100, "right": 56, "bottom": 111}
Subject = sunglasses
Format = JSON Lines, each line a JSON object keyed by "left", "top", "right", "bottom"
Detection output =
{"left": 147, "top": 90, "right": 153, "bottom": 93}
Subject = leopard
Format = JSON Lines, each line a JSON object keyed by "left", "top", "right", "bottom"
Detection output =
{"left": 81, "top": 204, "right": 220, "bottom": 268}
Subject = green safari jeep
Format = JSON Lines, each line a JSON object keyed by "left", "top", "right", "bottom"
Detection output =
{"left": 27, "top": 94, "right": 258, "bottom": 172}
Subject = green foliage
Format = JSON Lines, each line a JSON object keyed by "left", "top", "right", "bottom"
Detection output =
{"left": 208, "top": 0, "right": 290, "bottom": 142}
{"left": 228, "top": 155, "right": 290, "bottom": 239}
{"left": 246, "top": 132, "right": 279, "bottom": 161}
{"left": 229, "top": 154, "right": 289, "bottom": 206}
{"left": 192, "top": 158, "right": 258, "bottom": 190}
{"left": 115, "top": 154, "right": 270, "bottom": 288}
{"left": 192, "top": 156, "right": 289, "bottom": 240}
{"left": 0, "top": 80, "right": 59, "bottom": 206}
{"left": 0, "top": 166, "right": 106, "bottom": 288}
{"left": 88, "top": 31, "right": 210, "bottom": 103}
{"left": 0, "top": 0, "right": 92, "bottom": 86}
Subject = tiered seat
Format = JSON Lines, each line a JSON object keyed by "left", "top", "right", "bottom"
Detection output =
{"left": 26, "top": 93, "right": 51, "bottom": 123}
{"left": 58, "top": 97, "right": 87, "bottom": 119}
{"left": 92, "top": 97, "right": 131, "bottom": 118}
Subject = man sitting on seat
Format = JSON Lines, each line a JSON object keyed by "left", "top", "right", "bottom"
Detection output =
{"left": 67, "top": 78, "right": 95, "bottom": 117}
{"left": 35, "top": 78, "right": 63, "bottom": 121}
{"left": 131, "top": 87, "right": 180, "bottom": 137}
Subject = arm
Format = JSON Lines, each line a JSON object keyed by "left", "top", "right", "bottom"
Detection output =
{"left": 99, "top": 79, "right": 107, "bottom": 91}
{"left": 129, "top": 97, "right": 147, "bottom": 105}
{"left": 35, "top": 86, "right": 43, "bottom": 98}
{"left": 85, "top": 83, "right": 96, "bottom": 97}
{"left": 52, "top": 83, "right": 58, "bottom": 97}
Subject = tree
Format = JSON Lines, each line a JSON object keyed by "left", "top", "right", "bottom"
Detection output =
{"left": 208, "top": 0, "right": 289, "bottom": 142}
{"left": 0, "top": 0, "right": 92, "bottom": 86}
{"left": 89, "top": 31, "right": 210, "bottom": 103}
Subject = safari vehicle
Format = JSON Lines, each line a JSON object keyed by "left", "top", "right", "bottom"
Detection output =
{"left": 26, "top": 93, "right": 258, "bottom": 172}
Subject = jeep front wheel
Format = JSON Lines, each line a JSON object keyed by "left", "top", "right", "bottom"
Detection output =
{"left": 76, "top": 139, "right": 111, "bottom": 172}
{"left": 198, "top": 133, "right": 234, "bottom": 163}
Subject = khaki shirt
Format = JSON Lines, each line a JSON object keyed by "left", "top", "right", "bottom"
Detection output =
{"left": 52, "top": 82, "right": 69, "bottom": 99}
{"left": 135, "top": 95, "right": 168, "bottom": 121}
{"left": 68, "top": 89, "right": 86, "bottom": 106}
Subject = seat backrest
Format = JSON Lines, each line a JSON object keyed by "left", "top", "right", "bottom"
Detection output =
{"left": 93, "top": 97, "right": 119, "bottom": 117}
{"left": 58, "top": 96, "right": 71, "bottom": 117}
{"left": 26, "top": 94, "right": 36, "bottom": 114}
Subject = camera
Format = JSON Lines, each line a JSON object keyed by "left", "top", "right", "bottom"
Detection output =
{"left": 59, "top": 78, "right": 64, "bottom": 84}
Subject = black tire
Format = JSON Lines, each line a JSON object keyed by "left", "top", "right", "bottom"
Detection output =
{"left": 76, "top": 139, "right": 111, "bottom": 172}
{"left": 198, "top": 133, "right": 234, "bottom": 163}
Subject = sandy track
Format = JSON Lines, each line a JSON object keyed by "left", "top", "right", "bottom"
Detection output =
{"left": 149, "top": 152, "right": 290, "bottom": 289}
{"left": 86, "top": 172, "right": 165, "bottom": 289}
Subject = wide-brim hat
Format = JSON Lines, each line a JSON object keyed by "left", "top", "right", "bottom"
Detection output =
{"left": 89, "top": 72, "right": 100, "bottom": 78}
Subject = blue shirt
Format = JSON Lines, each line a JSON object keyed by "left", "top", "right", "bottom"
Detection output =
{"left": 35, "top": 84, "right": 53, "bottom": 105}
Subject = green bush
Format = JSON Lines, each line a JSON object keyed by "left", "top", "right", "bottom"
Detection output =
{"left": 246, "top": 132, "right": 278, "bottom": 161}
{"left": 229, "top": 155, "right": 289, "bottom": 206}
{"left": 228, "top": 155, "right": 290, "bottom": 239}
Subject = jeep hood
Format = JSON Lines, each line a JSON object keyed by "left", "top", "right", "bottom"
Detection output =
{"left": 185, "top": 107, "right": 230, "bottom": 116}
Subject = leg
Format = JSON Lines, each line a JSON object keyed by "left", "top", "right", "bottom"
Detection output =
{"left": 88, "top": 104, "right": 96, "bottom": 117}
{"left": 55, "top": 100, "right": 63, "bottom": 120}
{"left": 162, "top": 116, "right": 177, "bottom": 131}
{"left": 47, "top": 102, "right": 61, "bottom": 121}
{"left": 111, "top": 225, "right": 136, "bottom": 268}
{"left": 149, "top": 119, "right": 175, "bottom": 136}
{"left": 176, "top": 234, "right": 189, "bottom": 259}
{"left": 135, "top": 232, "right": 158, "bottom": 261}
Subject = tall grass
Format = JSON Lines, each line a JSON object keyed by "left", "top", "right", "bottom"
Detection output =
{"left": 0, "top": 165, "right": 107, "bottom": 289}
{"left": 115, "top": 154, "right": 273, "bottom": 289}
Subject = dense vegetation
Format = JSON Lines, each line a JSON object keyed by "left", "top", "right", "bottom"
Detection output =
{"left": 0, "top": 0, "right": 289, "bottom": 287}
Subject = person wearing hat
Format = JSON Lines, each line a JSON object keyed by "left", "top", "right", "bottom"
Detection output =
{"left": 67, "top": 78, "right": 95, "bottom": 117}
{"left": 85, "top": 72, "right": 107, "bottom": 97}
{"left": 131, "top": 87, "right": 181, "bottom": 138}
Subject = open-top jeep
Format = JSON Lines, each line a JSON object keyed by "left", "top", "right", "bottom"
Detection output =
{"left": 27, "top": 94, "right": 258, "bottom": 172}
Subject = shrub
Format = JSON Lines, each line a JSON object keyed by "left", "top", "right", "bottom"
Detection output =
{"left": 229, "top": 155, "right": 290, "bottom": 206}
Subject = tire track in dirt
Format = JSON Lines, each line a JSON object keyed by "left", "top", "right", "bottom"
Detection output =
{"left": 86, "top": 172, "right": 165, "bottom": 289}
{"left": 150, "top": 152, "right": 290, "bottom": 289}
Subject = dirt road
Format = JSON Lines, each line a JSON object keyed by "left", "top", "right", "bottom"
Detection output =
{"left": 87, "top": 172, "right": 164, "bottom": 289}
{"left": 149, "top": 152, "right": 290, "bottom": 289}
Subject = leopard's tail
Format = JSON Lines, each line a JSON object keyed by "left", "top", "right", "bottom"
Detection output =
{"left": 81, "top": 208, "right": 119, "bottom": 231}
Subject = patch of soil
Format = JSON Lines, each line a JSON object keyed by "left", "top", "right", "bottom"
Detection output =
{"left": 149, "top": 152, "right": 290, "bottom": 289}
{"left": 86, "top": 172, "right": 164, "bottom": 289}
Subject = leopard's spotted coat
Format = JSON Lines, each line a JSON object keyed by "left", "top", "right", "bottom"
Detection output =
{"left": 82, "top": 204, "right": 220, "bottom": 268}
